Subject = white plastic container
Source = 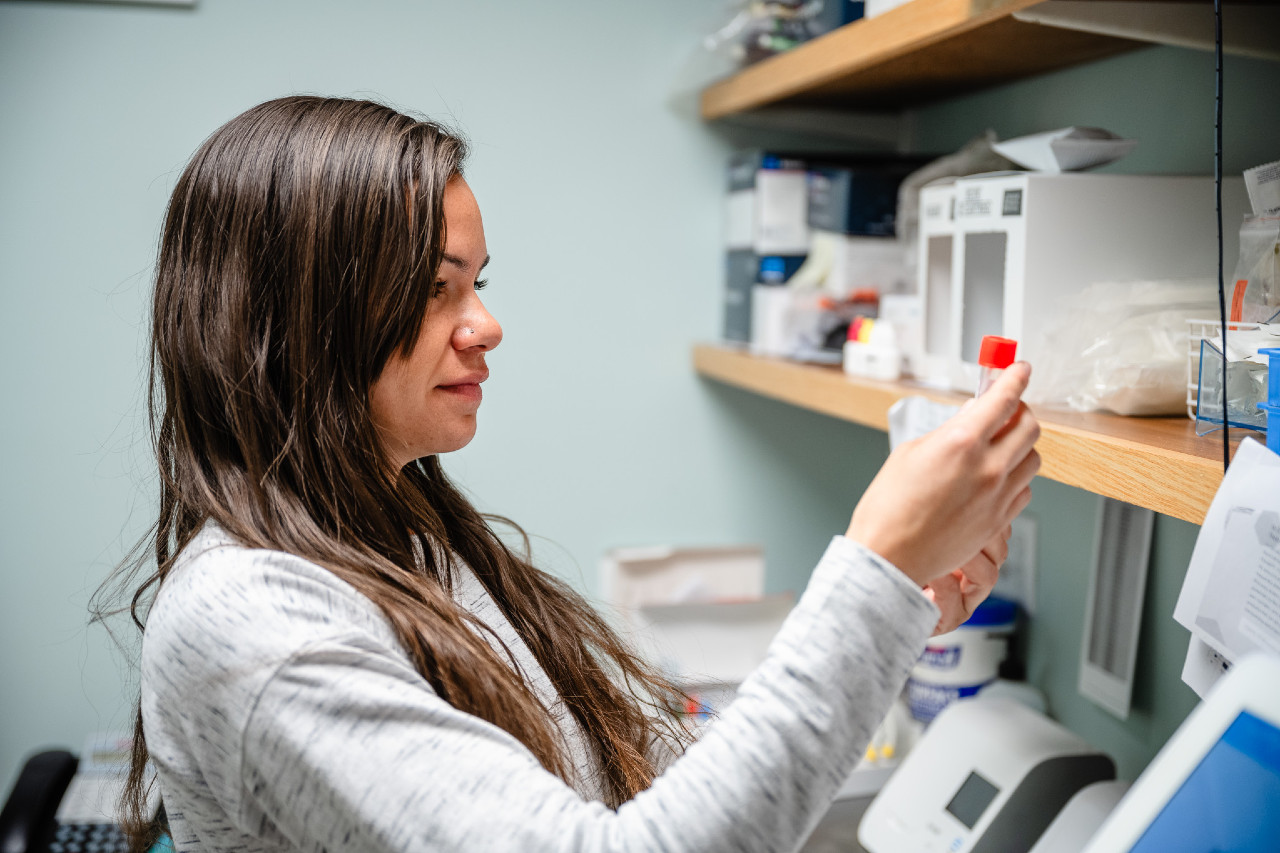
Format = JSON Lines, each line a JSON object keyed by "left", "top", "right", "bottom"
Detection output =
{"left": 906, "top": 596, "right": 1017, "bottom": 723}
{"left": 843, "top": 318, "right": 902, "bottom": 381}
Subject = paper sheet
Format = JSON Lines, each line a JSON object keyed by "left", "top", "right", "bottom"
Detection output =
{"left": 1245, "top": 159, "right": 1280, "bottom": 216}
{"left": 1175, "top": 437, "right": 1280, "bottom": 694}
{"left": 886, "top": 396, "right": 960, "bottom": 450}
{"left": 1181, "top": 635, "right": 1233, "bottom": 698}
{"left": 991, "top": 126, "right": 1138, "bottom": 173}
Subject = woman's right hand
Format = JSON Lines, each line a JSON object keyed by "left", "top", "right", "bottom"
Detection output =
{"left": 845, "top": 362, "right": 1040, "bottom": 589}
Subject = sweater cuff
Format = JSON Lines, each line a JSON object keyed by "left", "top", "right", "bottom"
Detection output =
{"left": 828, "top": 534, "right": 938, "bottom": 614}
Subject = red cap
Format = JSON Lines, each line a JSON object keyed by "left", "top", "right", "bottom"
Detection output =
{"left": 978, "top": 335, "right": 1018, "bottom": 369}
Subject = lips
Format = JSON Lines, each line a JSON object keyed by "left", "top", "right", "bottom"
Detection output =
{"left": 436, "top": 371, "right": 488, "bottom": 402}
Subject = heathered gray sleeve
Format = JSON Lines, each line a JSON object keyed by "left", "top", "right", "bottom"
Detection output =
{"left": 235, "top": 535, "right": 938, "bottom": 853}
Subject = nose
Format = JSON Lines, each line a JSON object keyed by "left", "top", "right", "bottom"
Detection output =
{"left": 454, "top": 296, "right": 502, "bottom": 352}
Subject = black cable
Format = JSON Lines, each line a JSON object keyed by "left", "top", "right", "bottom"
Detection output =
{"left": 1215, "top": 0, "right": 1229, "bottom": 472}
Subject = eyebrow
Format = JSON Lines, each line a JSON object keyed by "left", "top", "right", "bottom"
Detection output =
{"left": 441, "top": 253, "right": 491, "bottom": 276}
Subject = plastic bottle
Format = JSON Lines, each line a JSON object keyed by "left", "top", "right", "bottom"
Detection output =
{"left": 905, "top": 596, "right": 1018, "bottom": 723}
{"left": 976, "top": 335, "right": 1018, "bottom": 396}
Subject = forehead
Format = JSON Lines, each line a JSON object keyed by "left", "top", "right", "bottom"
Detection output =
{"left": 442, "top": 177, "right": 486, "bottom": 263}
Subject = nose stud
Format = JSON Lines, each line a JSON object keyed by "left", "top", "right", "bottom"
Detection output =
{"left": 463, "top": 327, "right": 476, "bottom": 336}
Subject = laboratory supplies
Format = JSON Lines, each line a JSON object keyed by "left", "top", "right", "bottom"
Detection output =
{"left": 1185, "top": 318, "right": 1279, "bottom": 422}
{"left": 703, "top": 1, "right": 864, "bottom": 67}
{"left": 905, "top": 596, "right": 1017, "bottom": 724}
{"left": 807, "top": 160, "right": 919, "bottom": 238}
{"left": 750, "top": 257, "right": 809, "bottom": 356}
{"left": 723, "top": 253, "right": 804, "bottom": 345}
{"left": 1194, "top": 337, "right": 1268, "bottom": 434}
{"left": 916, "top": 173, "right": 1250, "bottom": 396}
{"left": 991, "top": 127, "right": 1138, "bottom": 174}
{"left": 786, "top": 230, "right": 906, "bottom": 296}
{"left": 859, "top": 697, "right": 1115, "bottom": 853}
{"left": 1032, "top": 279, "right": 1219, "bottom": 416}
{"left": 1079, "top": 653, "right": 1280, "bottom": 853}
{"left": 895, "top": 132, "right": 1021, "bottom": 291}
{"left": 726, "top": 151, "right": 810, "bottom": 256}
{"left": 975, "top": 335, "right": 1016, "bottom": 396}
{"left": 1258, "top": 347, "right": 1280, "bottom": 453}
{"left": 1244, "top": 159, "right": 1280, "bottom": 216}
{"left": 1228, "top": 215, "right": 1280, "bottom": 323}
{"left": 842, "top": 317, "right": 902, "bottom": 381}
{"left": 723, "top": 151, "right": 809, "bottom": 343}
{"left": 914, "top": 180, "right": 959, "bottom": 387}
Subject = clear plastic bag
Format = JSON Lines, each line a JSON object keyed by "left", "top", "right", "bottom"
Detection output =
{"left": 1229, "top": 216, "right": 1280, "bottom": 323}
{"left": 703, "top": 1, "right": 844, "bottom": 67}
{"left": 1029, "top": 279, "right": 1220, "bottom": 416}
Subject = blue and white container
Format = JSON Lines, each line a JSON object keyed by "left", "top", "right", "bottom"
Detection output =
{"left": 906, "top": 596, "right": 1017, "bottom": 723}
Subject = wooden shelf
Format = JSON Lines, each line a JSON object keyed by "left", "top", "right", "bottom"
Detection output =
{"left": 694, "top": 344, "right": 1240, "bottom": 525}
{"left": 700, "top": 0, "right": 1153, "bottom": 117}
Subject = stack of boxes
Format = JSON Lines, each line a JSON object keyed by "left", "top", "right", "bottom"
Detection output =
{"left": 722, "top": 150, "right": 921, "bottom": 356}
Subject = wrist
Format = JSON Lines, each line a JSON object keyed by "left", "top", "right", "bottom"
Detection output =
{"left": 843, "top": 524, "right": 920, "bottom": 586}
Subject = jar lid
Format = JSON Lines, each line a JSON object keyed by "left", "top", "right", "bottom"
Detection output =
{"left": 963, "top": 595, "right": 1018, "bottom": 627}
{"left": 978, "top": 336, "right": 1018, "bottom": 369}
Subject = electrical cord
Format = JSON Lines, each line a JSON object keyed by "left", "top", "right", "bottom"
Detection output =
{"left": 1215, "top": 0, "right": 1229, "bottom": 472}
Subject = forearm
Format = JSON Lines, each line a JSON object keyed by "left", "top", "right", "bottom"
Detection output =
{"left": 241, "top": 537, "right": 937, "bottom": 853}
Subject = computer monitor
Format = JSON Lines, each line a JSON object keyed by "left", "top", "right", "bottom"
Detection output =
{"left": 1081, "top": 653, "right": 1280, "bottom": 852}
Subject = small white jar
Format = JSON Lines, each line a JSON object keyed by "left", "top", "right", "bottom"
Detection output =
{"left": 906, "top": 596, "right": 1017, "bottom": 723}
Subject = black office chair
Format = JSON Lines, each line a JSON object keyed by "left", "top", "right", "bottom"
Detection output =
{"left": 0, "top": 749, "right": 79, "bottom": 853}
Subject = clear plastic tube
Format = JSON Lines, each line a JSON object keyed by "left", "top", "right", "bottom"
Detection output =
{"left": 976, "top": 336, "right": 1018, "bottom": 397}
{"left": 976, "top": 366, "right": 1004, "bottom": 397}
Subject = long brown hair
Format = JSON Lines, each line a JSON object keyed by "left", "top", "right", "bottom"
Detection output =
{"left": 106, "top": 95, "right": 689, "bottom": 849}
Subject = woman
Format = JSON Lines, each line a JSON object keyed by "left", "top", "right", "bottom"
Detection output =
{"left": 120, "top": 95, "right": 1039, "bottom": 852}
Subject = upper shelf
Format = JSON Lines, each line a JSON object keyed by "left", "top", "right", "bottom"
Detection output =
{"left": 700, "top": 0, "right": 1145, "bottom": 117}
{"left": 693, "top": 344, "right": 1240, "bottom": 525}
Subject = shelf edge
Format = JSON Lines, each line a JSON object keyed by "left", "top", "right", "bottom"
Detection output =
{"left": 700, "top": 0, "right": 1054, "bottom": 118}
{"left": 693, "top": 344, "right": 1222, "bottom": 525}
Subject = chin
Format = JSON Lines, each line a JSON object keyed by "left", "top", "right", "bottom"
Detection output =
{"left": 432, "top": 427, "right": 479, "bottom": 456}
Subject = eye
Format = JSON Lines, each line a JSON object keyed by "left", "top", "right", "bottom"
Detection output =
{"left": 474, "top": 279, "right": 488, "bottom": 292}
{"left": 431, "top": 280, "right": 448, "bottom": 298}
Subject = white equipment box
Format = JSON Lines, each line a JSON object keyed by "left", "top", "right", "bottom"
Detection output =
{"left": 915, "top": 172, "right": 1248, "bottom": 394}
{"left": 859, "top": 697, "right": 1115, "bottom": 853}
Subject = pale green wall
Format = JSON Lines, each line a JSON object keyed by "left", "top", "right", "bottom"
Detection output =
{"left": 4, "top": 0, "right": 1277, "bottom": 799}
{"left": 0, "top": 0, "right": 802, "bottom": 789}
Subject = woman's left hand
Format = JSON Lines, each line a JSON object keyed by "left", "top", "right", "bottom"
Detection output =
{"left": 923, "top": 525, "right": 1010, "bottom": 635}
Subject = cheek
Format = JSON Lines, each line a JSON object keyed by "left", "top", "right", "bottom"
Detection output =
{"left": 368, "top": 361, "right": 409, "bottom": 433}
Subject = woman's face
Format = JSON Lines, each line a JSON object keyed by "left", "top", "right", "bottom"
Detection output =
{"left": 370, "top": 176, "right": 502, "bottom": 469}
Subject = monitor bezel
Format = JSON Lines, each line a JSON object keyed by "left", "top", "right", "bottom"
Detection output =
{"left": 1080, "top": 653, "right": 1280, "bottom": 852}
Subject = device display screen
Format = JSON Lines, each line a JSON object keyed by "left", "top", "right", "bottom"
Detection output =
{"left": 1130, "top": 711, "right": 1280, "bottom": 852}
{"left": 945, "top": 771, "right": 1001, "bottom": 829}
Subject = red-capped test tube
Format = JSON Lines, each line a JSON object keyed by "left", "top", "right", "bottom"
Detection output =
{"left": 976, "top": 336, "right": 1018, "bottom": 397}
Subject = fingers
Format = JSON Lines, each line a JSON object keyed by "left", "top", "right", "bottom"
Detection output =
{"left": 925, "top": 577, "right": 963, "bottom": 635}
{"left": 1003, "top": 484, "right": 1034, "bottom": 524}
{"left": 1005, "top": 449, "right": 1041, "bottom": 503}
{"left": 992, "top": 403, "right": 1041, "bottom": 470}
{"left": 959, "top": 542, "right": 1001, "bottom": 595}
{"left": 959, "top": 362, "right": 1032, "bottom": 440}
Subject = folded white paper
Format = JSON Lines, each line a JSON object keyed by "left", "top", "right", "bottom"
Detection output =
{"left": 992, "top": 126, "right": 1138, "bottom": 173}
